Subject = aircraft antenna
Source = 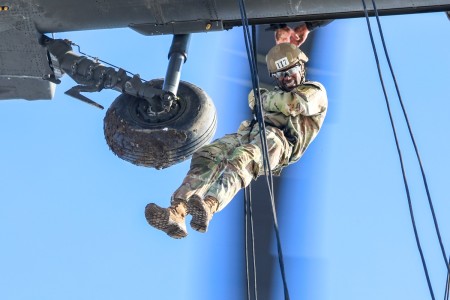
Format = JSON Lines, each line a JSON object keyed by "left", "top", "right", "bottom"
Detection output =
{"left": 238, "top": 0, "right": 291, "bottom": 299}
{"left": 362, "top": 0, "right": 450, "bottom": 298}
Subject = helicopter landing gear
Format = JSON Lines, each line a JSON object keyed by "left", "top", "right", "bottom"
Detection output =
{"left": 103, "top": 35, "right": 217, "bottom": 169}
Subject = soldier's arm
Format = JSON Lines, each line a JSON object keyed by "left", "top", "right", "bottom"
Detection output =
{"left": 262, "top": 82, "right": 327, "bottom": 117}
{"left": 247, "top": 88, "right": 269, "bottom": 111}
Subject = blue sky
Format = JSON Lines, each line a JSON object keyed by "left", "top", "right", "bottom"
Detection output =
{"left": 0, "top": 12, "right": 449, "bottom": 300}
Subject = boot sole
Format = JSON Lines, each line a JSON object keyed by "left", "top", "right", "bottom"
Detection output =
{"left": 188, "top": 198, "right": 209, "bottom": 233}
{"left": 145, "top": 203, "right": 187, "bottom": 239}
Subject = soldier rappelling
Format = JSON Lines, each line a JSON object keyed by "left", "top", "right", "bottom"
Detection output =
{"left": 145, "top": 43, "right": 328, "bottom": 239}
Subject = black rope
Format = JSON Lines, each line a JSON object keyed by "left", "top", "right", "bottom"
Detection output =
{"left": 237, "top": 0, "right": 290, "bottom": 299}
{"left": 245, "top": 186, "right": 251, "bottom": 300}
{"left": 251, "top": 25, "right": 259, "bottom": 75}
{"left": 244, "top": 186, "right": 258, "bottom": 300}
{"left": 370, "top": 0, "right": 450, "bottom": 290}
{"left": 238, "top": 6, "right": 287, "bottom": 299}
{"left": 446, "top": 257, "right": 450, "bottom": 300}
{"left": 361, "top": 0, "right": 435, "bottom": 299}
{"left": 446, "top": 255, "right": 450, "bottom": 300}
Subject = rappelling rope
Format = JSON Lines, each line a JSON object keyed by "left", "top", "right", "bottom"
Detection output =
{"left": 369, "top": 0, "right": 450, "bottom": 276}
{"left": 237, "top": 0, "right": 290, "bottom": 299}
{"left": 244, "top": 186, "right": 258, "bottom": 300}
{"left": 361, "top": 1, "right": 434, "bottom": 298}
{"left": 368, "top": 3, "right": 450, "bottom": 297}
{"left": 361, "top": 1, "right": 450, "bottom": 299}
{"left": 445, "top": 257, "right": 450, "bottom": 300}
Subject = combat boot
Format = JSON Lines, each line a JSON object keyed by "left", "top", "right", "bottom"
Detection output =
{"left": 188, "top": 195, "right": 219, "bottom": 233}
{"left": 145, "top": 200, "right": 188, "bottom": 239}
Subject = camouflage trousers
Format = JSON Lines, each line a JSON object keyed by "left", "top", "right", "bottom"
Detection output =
{"left": 172, "top": 123, "right": 292, "bottom": 211}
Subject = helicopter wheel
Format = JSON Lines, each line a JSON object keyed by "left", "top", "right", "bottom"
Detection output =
{"left": 104, "top": 79, "right": 217, "bottom": 169}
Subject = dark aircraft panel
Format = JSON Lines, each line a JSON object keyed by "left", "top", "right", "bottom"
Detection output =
{"left": 5, "top": 0, "right": 450, "bottom": 34}
{"left": 0, "top": 77, "right": 54, "bottom": 101}
{"left": 1, "top": 0, "right": 449, "bottom": 100}
{"left": 0, "top": 5, "right": 54, "bottom": 100}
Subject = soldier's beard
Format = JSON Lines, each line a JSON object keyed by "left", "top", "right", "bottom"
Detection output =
{"left": 280, "top": 76, "right": 300, "bottom": 91}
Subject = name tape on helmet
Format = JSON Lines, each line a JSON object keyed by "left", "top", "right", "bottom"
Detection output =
{"left": 275, "top": 57, "right": 289, "bottom": 70}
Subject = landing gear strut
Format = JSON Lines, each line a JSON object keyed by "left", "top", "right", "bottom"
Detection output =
{"left": 43, "top": 34, "right": 217, "bottom": 169}
{"left": 162, "top": 34, "right": 191, "bottom": 109}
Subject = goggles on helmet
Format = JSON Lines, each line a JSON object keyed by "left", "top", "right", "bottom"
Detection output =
{"left": 271, "top": 65, "right": 302, "bottom": 79}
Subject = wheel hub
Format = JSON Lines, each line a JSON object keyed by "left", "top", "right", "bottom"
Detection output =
{"left": 133, "top": 95, "right": 184, "bottom": 125}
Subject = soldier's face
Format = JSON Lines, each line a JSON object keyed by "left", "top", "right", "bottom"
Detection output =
{"left": 275, "top": 66, "right": 303, "bottom": 91}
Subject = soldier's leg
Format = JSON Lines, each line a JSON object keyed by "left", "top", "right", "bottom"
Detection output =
{"left": 171, "top": 134, "right": 240, "bottom": 202}
{"left": 211, "top": 143, "right": 262, "bottom": 210}
{"left": 145, "top": 134, "right": 239, "bottom": 238}
{"left": 250, "top": 126, "right": 292, "bottom": 176}
{"left": 213, "top": 126, "right": 291, "bottom": 210}
{"left": 189, "top": 143, "right": 260, "bottom": 232}
{"left": 189, "top": 127, "right": 291, "bottom": 232}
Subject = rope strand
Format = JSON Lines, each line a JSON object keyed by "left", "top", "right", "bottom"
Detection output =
{"left": 244, "top": 187, "right": 258, "bottom": 300}
{"left": 237, "top": 0, "right": 290, "bottom": 299}
{"left": 361, "top": 0, "right": 435, "bottom": 298}
{"left": 445, "top": 255, "right": 450, "bottom": 300}
{"left": 370, "top": 0, "right": 450, "bottom": 285}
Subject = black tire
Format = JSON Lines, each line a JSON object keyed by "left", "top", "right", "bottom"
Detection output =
{"left": 104, "top": 79, "right": 217, "bottom": 169}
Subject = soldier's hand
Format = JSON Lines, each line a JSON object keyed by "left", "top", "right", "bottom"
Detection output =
{"left": 275, "top": 27, "right": 294, "bottom": 44}
{"left": 292, "top": 24, "right": 310, "bottom": 47}
{"left": 248, "top": 88, "right": 269, "bottom": 111}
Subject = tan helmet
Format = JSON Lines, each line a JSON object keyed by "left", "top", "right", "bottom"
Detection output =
{"left": 266, "top": 43, "right": 309, "bottom": 74}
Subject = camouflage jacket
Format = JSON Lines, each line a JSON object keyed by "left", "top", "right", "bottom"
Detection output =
{"left": 245, "top": 81, "right": 327, "bottom": 163}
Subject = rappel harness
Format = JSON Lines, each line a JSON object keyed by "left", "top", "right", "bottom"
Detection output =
{"left": 361, "top": 0, "right": 450, "bottom": 299}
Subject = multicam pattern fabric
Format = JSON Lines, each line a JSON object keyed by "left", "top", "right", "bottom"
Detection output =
{"left": 172, "top": 81, "right": 327, "bottom": 211}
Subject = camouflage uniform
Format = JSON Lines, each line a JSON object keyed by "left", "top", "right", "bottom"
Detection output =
{"left": 172, "top": 81, "right": 327, "bottom": 211}
{"left": 145, "top": 43, "right": 327, "bottom": 239}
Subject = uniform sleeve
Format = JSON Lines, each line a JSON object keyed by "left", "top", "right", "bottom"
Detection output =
{"left": 248, "top": 88, "right": 269, "bottom": 111}
{"left": 262, "top": 82, "right": 327, "bottom": 117}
